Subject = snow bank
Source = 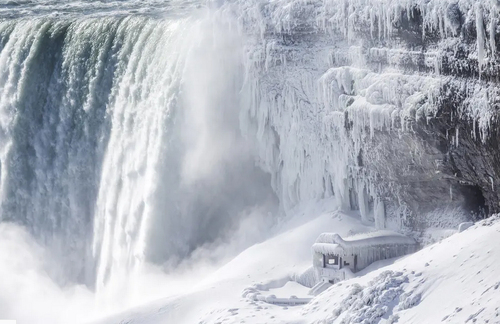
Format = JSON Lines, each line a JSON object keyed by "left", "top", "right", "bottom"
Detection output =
{"left": 98, "top": 212, "right": 500, "bottom": 324}
{"left": 301, "top": 214, "right": 500, "bottom": 323}
{"left": 91, "top": 208, "right": 376, "bottom": 324}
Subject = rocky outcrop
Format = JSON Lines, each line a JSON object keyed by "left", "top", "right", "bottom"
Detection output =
{"left": 235, "top": 0, "right": 500, "bottom": 230}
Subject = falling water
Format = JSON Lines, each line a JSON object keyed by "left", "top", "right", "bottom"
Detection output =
{"left": 0, "top": 7, "right": 278, "bottom": 292}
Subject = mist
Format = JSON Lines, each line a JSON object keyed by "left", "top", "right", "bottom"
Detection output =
{"left": 143, "top": 15, "right": 278, "bottom": 268}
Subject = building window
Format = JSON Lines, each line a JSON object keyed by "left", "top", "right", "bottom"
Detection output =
{"left": 326, "top": 255, "right": 339, "bottom": 266}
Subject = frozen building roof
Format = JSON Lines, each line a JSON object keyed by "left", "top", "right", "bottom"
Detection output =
{"left": 312, "top": 231, "right": 417, "bottom": 263}
{"left": 313, "top": 230, "right": 416, "bottom": 254}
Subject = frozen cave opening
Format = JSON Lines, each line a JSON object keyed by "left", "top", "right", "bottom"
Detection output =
{"left": 460, "top": 184, "right": 488, "bottom": 221}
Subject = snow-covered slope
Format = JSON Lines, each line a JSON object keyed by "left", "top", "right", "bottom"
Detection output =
{"left": 89, "top": 201, "right": 367, "bottom": 323}
{"left": 93, "top": 212, "right": 500, "bottom": 324}
{"left": 302, "top": 215, "right": 500, "bottom": 324}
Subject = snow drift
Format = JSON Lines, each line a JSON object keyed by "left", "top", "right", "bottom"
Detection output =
{"left": 94, "top": 211, "right": 500, "bottom": 324}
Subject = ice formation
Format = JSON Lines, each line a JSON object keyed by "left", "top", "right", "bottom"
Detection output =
{"left": 231, "top": 0, "right": 500, "bottom": 230}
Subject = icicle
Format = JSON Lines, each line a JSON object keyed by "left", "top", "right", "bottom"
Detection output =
{"left": 471, "top": 118, "right": 475, "bottom": 140}
{"left": 374, "top": 198, "right": 385, "bottom": 229}
{"left": 490, "top": 12, "right": 497, "bottom": 57}
{"left": 370, "top": 7, "right": 375, "bottom": 39}
{"left": 434, "top": 54, "right": 441, "bottom": 75}
{"left": 358, "top": 185, "right": 370, "bottom": 223}
{"left": 476, "top": 3, "right": 487, "bottom": 75}
{"left": 378, "top": 3, "right": 382, "bottom": 41}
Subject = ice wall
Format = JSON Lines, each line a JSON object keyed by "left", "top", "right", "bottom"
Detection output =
{"left": 228, "top": 0, "right": 500, "bottom": 230}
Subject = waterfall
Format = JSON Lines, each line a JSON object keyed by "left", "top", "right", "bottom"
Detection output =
{"left": 0, "top": 18, "right": 117, "bottom": 285}
{"left": 0, "top": 12, "right": 278, "bottom": 289}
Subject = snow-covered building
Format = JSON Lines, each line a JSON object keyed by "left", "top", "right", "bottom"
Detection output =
{"left": 312, "top": 231, "right": 418, "bottom": 284}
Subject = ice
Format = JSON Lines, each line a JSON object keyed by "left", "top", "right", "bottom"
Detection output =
{"left": 225, "top": 0, "right": 500, "bottom": 231}
{"left": 315, "top": 230, "right": 416, "bottom": 248}
{"left": 476, "top": 3, "right": 487, "bottom": 74}
{"left": 458, "top": 221, "right": 474, "bottom": 232}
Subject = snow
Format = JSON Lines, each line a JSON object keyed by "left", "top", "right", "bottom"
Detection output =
{"left": 262, "top": 281, "right": 310, "bottom": 298}
{"left": 89, "top": 203, "right": 378, "bottom": 324}
{"left": 315, "top": 230, "right": 417, "bottom": 247}
{"left": 300, "top": 215, "right": 500, "bottom": 324}
{"left": 244, "top": 281, "right": 312, "bottom": 306}
{"left": 458, "top": 221, "right": 474, "bottom": 232}
{"left": 312, "top": 242, "right": 342, "bottom": 255}
{"left": 89, "top": 210, "right": 500, "bottom": 324}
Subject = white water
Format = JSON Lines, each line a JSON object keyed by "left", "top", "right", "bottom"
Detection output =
{"left": 0, "top": 5, "right": 278, "bottom": 316}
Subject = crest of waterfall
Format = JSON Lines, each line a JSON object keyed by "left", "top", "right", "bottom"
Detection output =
{"left": 0, "top": 18, "right": 119, "bottom": 285}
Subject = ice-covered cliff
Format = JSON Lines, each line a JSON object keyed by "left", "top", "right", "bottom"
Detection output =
{"left": 231, "top": 0, "right": 500, "bottom": 231}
